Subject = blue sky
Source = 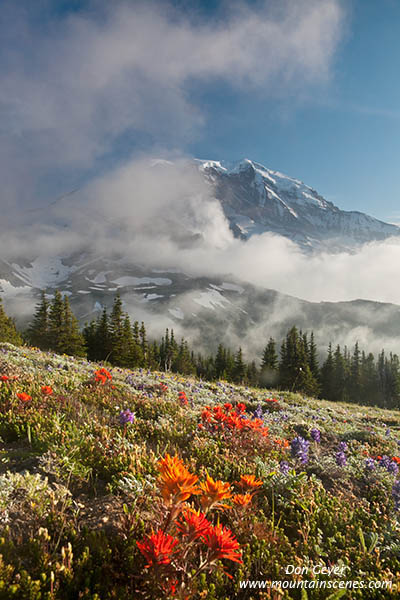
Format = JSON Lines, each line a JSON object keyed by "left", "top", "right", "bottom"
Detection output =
{"left": 1, "top": 0, "right": 400, "bottom": 223}
{"left": 187, "top": 0, "right": 400, "bottom": 222}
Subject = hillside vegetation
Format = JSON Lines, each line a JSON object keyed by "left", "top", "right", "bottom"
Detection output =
{"left": 0, "top": 343, "right": 400, "bottom": 599}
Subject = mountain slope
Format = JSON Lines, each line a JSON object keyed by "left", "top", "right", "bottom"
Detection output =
{"left": 1, "top": 157, "right": 400, "bottom": 354}
{"left": 3, "top": 252, "right": 400, "bottom": 358}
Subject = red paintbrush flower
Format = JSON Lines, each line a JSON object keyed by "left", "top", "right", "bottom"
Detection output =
{"left": 17, "top": 392, "right": 31, "bottom": 403}
{"left": 137, "top": 530, "right": 179, "bottom": 568}
{"left": 203, "top": 524, "right": 242, "bottom": 564}
{"left": 41, "top": 386, "right": 53, "bottom": 396}
{"left": 94, "top": 368, "right": 112, "bottom": 384}
{"left": 176, "top": 508, "right": 211, "bottom": 541}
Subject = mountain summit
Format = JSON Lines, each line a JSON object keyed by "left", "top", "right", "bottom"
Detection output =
{"left": 197, "top": 158, "right": 399, "bottom": 251}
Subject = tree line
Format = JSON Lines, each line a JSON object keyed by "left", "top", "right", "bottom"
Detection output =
{"left": 0, "top": 292, "right": 400, "bottom": 409}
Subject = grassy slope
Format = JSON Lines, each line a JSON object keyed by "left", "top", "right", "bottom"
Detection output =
{"left": 0, "top": 342, "right": 400, "bottom": 599}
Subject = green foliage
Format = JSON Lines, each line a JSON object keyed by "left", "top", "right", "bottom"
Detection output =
{"left": 0, "top": 299, "right": 22, "bottom": 346}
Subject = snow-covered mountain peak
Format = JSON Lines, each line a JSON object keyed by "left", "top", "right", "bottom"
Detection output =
{"left": 197, "top": 157, "right": 400, "bottom": 251}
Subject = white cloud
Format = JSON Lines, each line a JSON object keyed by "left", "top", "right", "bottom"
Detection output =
{"left": 0, "top": 0, "right": 345, "bottom": 213}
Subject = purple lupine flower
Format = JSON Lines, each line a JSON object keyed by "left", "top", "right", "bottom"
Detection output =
{"left": 291, "top": 436, "right": 310, "bottom": 464}
{"left": 310, "top": 428, "right": 321, "bottom": 443}
{"left": 280, "top": 460, "right": 290, "bottom": 475}
{"left": 378, "top": 455, "right": 392, "bottom": 469}
{"left": 335, "top": 451, "right": 347, "bottom": 467}
{"left": 253, "top": 404, "right": 263, "bottom": 420}
{"left": 386, "top": 428, "right": 391, "bottom": 437}
{"left": 392, "top": 480, "right": 400, "bottom": 510}
{"left": 338, "top": 441, "right": 348, "bottom": 452}
{"left": 119, "top": 409, "right": 135, "bottom": 425}
{"left": 388, "top": 461, "right": 399, "bottom": 475}
{"left": 365, "top": 458, "right": 376, "bottom": 471}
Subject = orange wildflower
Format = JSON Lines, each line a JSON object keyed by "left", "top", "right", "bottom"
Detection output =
{"left": 137, "top": 529, "right": 179, "bottom": 568}
{"left": 17, "top": 392, "right": 31, "bottom": 403}
{"left": 236, "top": 474, "right": 263, "bottom": 492}
{"left": 200, "top": 474, "right": 232, "bottom": 510}
{"left": 176, "top": 508, "right": 211, "bottom": 541}
{"left": 203, "top": 524, "right": 243, "bottom": 564}
{"left": 0, "top": 375, "right": 9, "bottom": 381}
{"left": 94, "top": 368, "right": 112, "bottom": 384}
{"left": 41, "top": 386, "right": 53, "bottom": 396}
{"left": 392, "top": 456, "right": 400, "bottom": 464}
{"left": 157, "top": 454, "right": 200, "bottom": 504}
{"left": 232, "top": 493, "right": 252, "bottom": 507}
{"left": 274, "top": 438, "right": 289, "bottom": 448}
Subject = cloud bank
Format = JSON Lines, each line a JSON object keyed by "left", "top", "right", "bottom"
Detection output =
{"left": 2, "top": 155, "right": 400, "bottom": 310}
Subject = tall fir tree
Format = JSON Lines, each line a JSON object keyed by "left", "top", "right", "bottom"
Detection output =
{"left": 48, "top": 290, "right": 64, "bottom": 351}
{"left": 233, "top": 347, "right": 246, "bottom": 383}
{"left": 321, "top": 343, "right": 335, "bottom": 401}
{"left": 59, "top": 296, "right": 86, "bottom": 357}
{"left": 27, "top": 291, "right": 49, "bottom": 349}
{"left": 260, "top": 337, "right": 278, "bottom": 387}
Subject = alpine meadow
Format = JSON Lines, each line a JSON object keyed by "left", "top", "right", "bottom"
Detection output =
{"left": 2, "top": 1, "right": 400, "bottom": 599}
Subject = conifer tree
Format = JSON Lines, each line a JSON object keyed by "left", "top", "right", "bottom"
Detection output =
{"left": 59, "top": 296, "right": 86, "bottom": 357}
{"left": 48, "top": 290, "right": 64, "bottom": 351}
{"left": 215, "top": 344, "right": 227, "bottom": 379}
{"left": 127, "top": 317, "right": 144, "bottom": 367}
{"left": 109, "top": 293, "right": 125, "bottom": 364}
{"left": 140, "top": 322, "right": 148, "bottom": 363}
{"left": 173, "top": 339, "right": 195, "bottom": 375}
{"left": 279, "top": 326, "right": 319, "bottom": 395}
{"left": 349, "top": 342, "right": 361, "bottom": 403}
{"left": 360, "top": 351, "right": 379, "bottom": 406}
{"left": 261, "top": 337, "right": 278, "bottom": 371}
{"left": 321, "top": 343, "right": 335, "bottom": 400}
{"left": 233, "top": 347, "right": 246, "bottom": 383}
{"left": 83, "top": 320, "right": 97, "bottom": 360}
{"left": 0, "top": 298, "right": 22, "bottom": 346}
{"left": 95, "top": 308, "right": 112, "bottom": 361}
{"left": 308, "top": 332, "right": 319, "bottom": 381}
{"left": 27, "top": 291, "right": 49, "bottom": 349}
{"left": 260, "top": 337, "right": 278, "bottom": 387}
{"left": 332, "top": 345, "right": 348, "bottom": 402}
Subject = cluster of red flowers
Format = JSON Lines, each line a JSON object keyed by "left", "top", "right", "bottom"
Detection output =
{"left": 0, "top": 374, "right": 19, "bottom": 382}
{"left": 200, "top": 403, "right": 268, "bottom": 437}
{"left": 137, "top": 514, "right": 242, "bottom": 572}
{"left": 94, "top": 368, "right": 112, "bottom": 385}
{"left": 137, "top": 454, "right": 244, "bottom": 587}
{"left": 17, "top": 392, "right": 31, "bottom": 403}
{"left": 1, "top": 375, "right": 54, "bottom": 405}
{"left": 178, "top": 391, "right": 189, "bottom": 406}
{"left": 264, "top": 397, "right": 278, "bottom": 403}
